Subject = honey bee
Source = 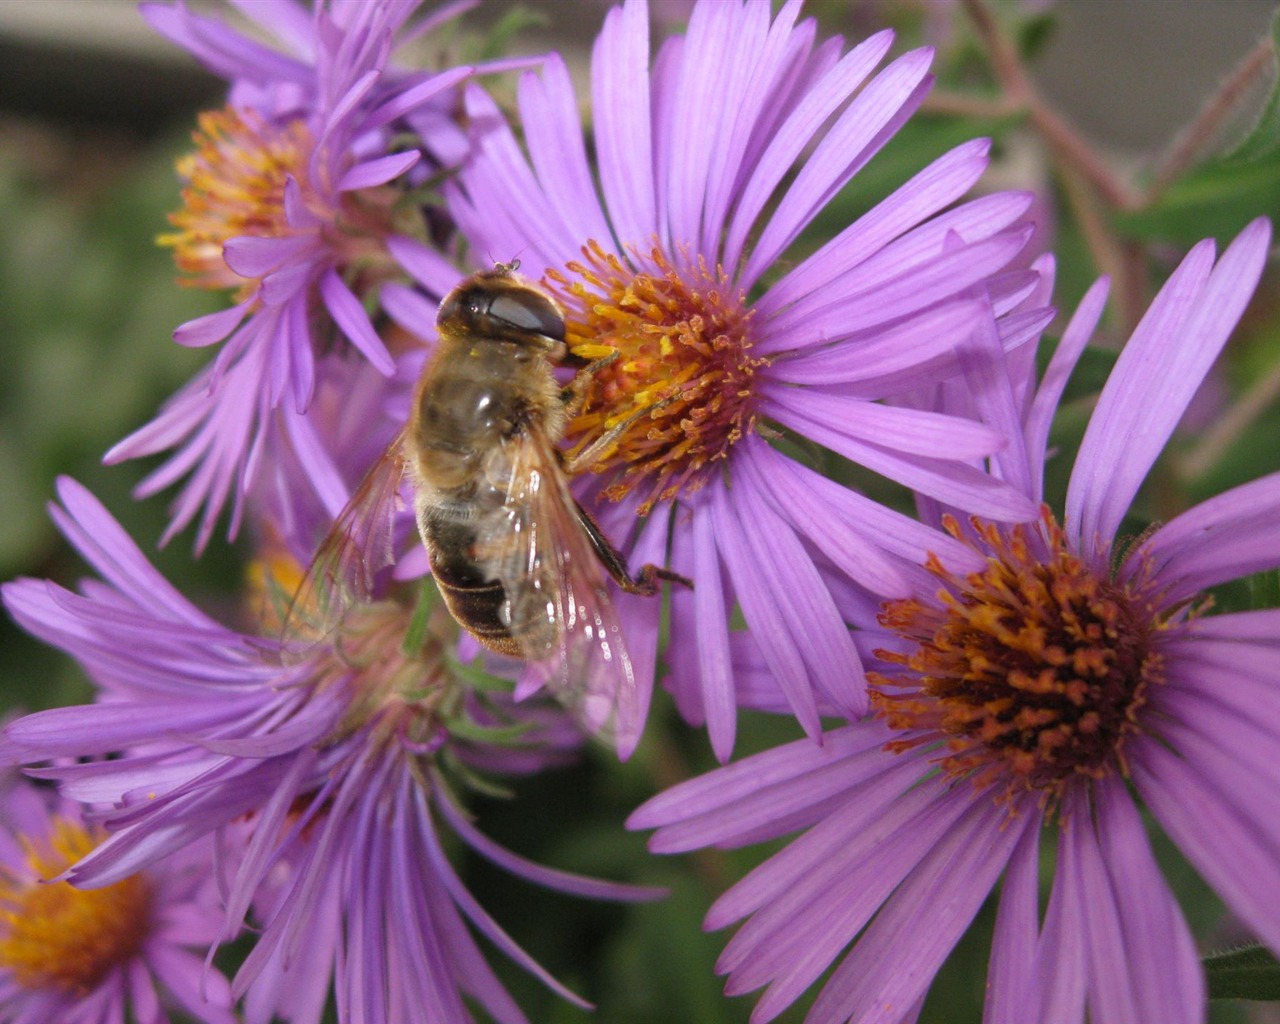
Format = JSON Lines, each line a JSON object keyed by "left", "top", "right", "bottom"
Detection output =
{"left": 292, "top": 262, "right": 686, "bottom": 742}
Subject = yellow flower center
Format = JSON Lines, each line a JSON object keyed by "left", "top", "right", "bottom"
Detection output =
{"left": 871, "top": 509, "right": 1166, "bottom": 807}
{"left": 546, "top": 241, "right": 767, "bottom": 514}
{"left": 159, "top": 105, "right": 313, "bottom": 297}
{"left": 0, "top": 818, "right": 151, "bottom": 993}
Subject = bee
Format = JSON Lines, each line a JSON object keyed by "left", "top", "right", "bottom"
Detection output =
{"left": 292, "top": 262, "right": 687, "bottom": 743}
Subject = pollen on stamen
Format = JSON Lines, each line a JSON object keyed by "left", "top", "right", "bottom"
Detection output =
{"left": 869, "top": 508, "right": 1168, "bottom": 810}
{"left": 545, "top": 241, "right": 767, "bottom": 514}
{"left": 0, "top": 818, "right": 151, "bottom": 993}
{"left": 159, "top": 105, "right": 313, "bottom": 296}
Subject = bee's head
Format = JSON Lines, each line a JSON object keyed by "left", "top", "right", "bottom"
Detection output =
{"left": 436, "top": 265, "right": 566, "bottom": 351}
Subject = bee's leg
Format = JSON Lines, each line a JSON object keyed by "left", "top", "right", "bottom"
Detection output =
{"left": 563, "top": 394, "right": 677, "bottom": 475}
{"left": 573, "top": 502, "right": 694, "bottom": 594}
{"left": 559, "top": 350, "right": 621, "bottom": 419}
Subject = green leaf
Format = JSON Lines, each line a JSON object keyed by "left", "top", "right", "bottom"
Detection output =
{"left": 1205, "top": 944, "right": 1280, "bottom": 1001}
{"left": 1115, "top": 154, "right": 1280, "bottom": 245}
{"left": 1249, "top": 569, "right": 1280, "bottom": 611}
{"left": 1225, "top": 11, "right": 1280, "bottom": 163}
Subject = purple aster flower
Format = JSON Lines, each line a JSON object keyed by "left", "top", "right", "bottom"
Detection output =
{"left": 106, "top": 0, "right": 476, "bottom": 550}
{"left": 629, "top": 218, "right": 1280, "bottom": 1023}
{"left": 438, "top": 0, "right": 1048, "bottom": 760}
{"left": 2, "top": 478, "right": 661, "bottom": 1024}
{"left": 0, "top": 775, "right": 235, "bottom": 1024}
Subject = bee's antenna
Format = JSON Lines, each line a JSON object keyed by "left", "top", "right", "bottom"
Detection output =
{"left": 491, "top": 245, "right": 532, "bottom": 276}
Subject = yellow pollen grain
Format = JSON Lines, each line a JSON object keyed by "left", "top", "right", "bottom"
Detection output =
{"left": 0, "top": 819, "right": 150, "bottom": 993}
{"left": 545, "top": 240, "right": 766, "bottom": 514}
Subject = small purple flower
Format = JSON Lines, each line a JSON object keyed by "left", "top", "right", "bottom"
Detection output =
{"left": 629, "top": 219, "right": 1280, "bottom": 1023}
{"left": 107, "top": 0, "right": 474, "bottom": 550}
{"left": 436, "top": 0, "right": 1048, "bottom": 760}
{"left": 0, "top": 775, "right": 235, "bottom": 1024}
{"left": 2, "top": 478, "right": 661, "bottom": 1024}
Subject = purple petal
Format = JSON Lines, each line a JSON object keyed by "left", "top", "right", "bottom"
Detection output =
{"left": 714, "top": 470, "right": 863, "bottom": 730}
{"left": 985, "top": 825, "right": 1042, "bottom": 1024}
{"left": 1133, "top": 739, "right": 1280, "bottom": 956}
{"left": 737, "top": 436, "right": 910, "bottom": 597}
{"left": 1029, "top": 790, "right": 1089, "bottom": 1023}
{"left": 956, "top": 299, "right": 1032, "bottom": 497}
{"left": 223, "top": 234, "right": 313, "bottom": 279}
{"left": 765, "top": 389, "right": 1040, "bottom": 521}
{"left": 337, "top": 150, "right": 420, "bottom": 192}
{"left": 1023, "top": 276, "right": 1109, "bottom": 503}
{"left": 689, "top": 501, "right": 737, "bottom": 762}
{"left": 1131, "top": 470, "right": 1280, "bottom": 603}
{"left": 770, "top": 298, "right": 986, "bottom": 390}
{"left": 758, "top": 227, "right": 1033, "bottom": 355}
{"left": 418, "top": 795, "right": 593, "bottom": 1010}
{"left": 385, "top": 235, "right": 462, "bottom": 296}
{"left": 631, "top": 724, "right": 904, "bottom": 850}
{"left": 758, "top": 173, "right": 1026, "bottom": 321}
{"left": 663, "top": 0, "right": 767, "bottom": 251}
{"left": 173, "top": 301, "right": 253, "bottom": 347}
{"left": 592, "top": 0, "right": 656, "bottom": 248}
{"left": 1067, "top": 218, "right": 1271, "bottom": 559}
{"left": 698, "top": 1, "right": 805, "bottom": 261}
{"left": 1089, "top": 777, "right": 1204, "bottom": 1024}
{"left": 519, "top": 56, "right": 612, "bottom": 249}
{"left": 723, "top": 29, "right": 894, "bottom": 272}
{"left": 800, "top": 793, "right": 1028, "bottom": 1024}
{"left": 318, "top": 268, "right": 395, "bottom": 374}
{"left": 741, "top": 46, "right": 935, "bottom": 290}
{"left": 140, "top": 2, "right": 308, "bottom": 85}
{"left": 448, "top": 84, "right": 581, "bottom": 274}
{"left": 365, "top": 66, "right": 474, "bottom": 129}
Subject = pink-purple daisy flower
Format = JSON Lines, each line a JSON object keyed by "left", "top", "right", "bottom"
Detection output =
{"left": 629, "top": 218, "right": 1280, "bottom": 1024}
{"left": 107, "top": 0, "right": 475, "bottom": 550}
{"left": 0, "top": 775, "right": 235, "bottom": 1024}
{"left": 436, "top": 0, "right": 1048, "bottom": 760}
{"left": 1, "top": 478, "right": 660, "bottom": 1024}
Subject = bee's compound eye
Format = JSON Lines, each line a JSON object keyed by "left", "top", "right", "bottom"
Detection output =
{"left": 487, "top": 290, "right": 565, "bottom": 341}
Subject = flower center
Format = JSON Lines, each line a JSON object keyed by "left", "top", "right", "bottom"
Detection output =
{"left": 159, "top": 105, "right": 313, "bottom": 296}
{"left": 870, "top": 509, "right": 1165, "bottom": 805}
{"left": 0, "top": 818, "right": 151, "bottom": 993}
{"left": 546, "top": 242, "right": 766, "bottom": 514}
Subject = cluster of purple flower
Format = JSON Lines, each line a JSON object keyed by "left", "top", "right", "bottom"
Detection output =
{"left": 2, "top": 1, "right": 1277, "bottom": 1023}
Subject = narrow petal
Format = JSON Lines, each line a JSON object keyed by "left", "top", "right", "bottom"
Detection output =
{"left": 319, "top": 268, "right": 396, "bottom": 375}
{"left": 592, "top": 0, "right": 656, "bottom": 248}
{"left": 742, "top": 47, "right": 934, "bottom": 289}
{"left": 690, "top": 499, "right": 737, "bottom": 762}
{"left": 985, "top": 825, "right": 1042, "bottom": 1024}
{"left": 173, "top": 301, "right": 253, "bottom": 347}
{"left": 519, "top": 55, "right": 612, "bottom": 249}
{"left": 385, "top": 235, "right": 462, "bottom": 296}
{"left": 765, "top": 390, "right": 1040, "bottom": 521}
{"left": 1023, "top": 276, "right": 1109, "bottom": 503}
{"left": 1067, "top": 218, "right": 1270, "bottom": 558}
{"left": 336, "top": 150, "right": 419, "bottom": 192}
{"left": 802, "top": 794, "right": 1028, "bottom": 1024}
{"left": 1090, "top": 777, "right": 1204, "bottom": 1024}
{"left": 1131, "top": 471, "right": 1280, "bottom": 602}
{"left": 723, "top": 30, "right": 895, "bottom": 273}
{"left": 1133, "top": 740, "right": 1280, "bottom": 955}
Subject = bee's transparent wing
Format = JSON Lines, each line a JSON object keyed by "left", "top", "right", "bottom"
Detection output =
{"left": 281, "top": 430, "right": 409, "bottom": 647}
{"left": 475, "top": 428, "right": 641, "bottom": 748}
